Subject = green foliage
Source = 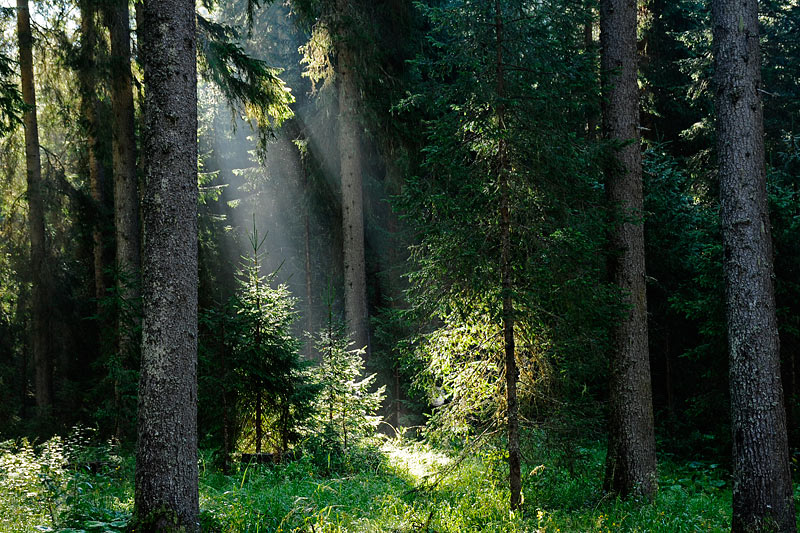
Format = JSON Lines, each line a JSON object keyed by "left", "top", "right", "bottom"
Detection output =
{"left": 309, "top": 294, "right": 386, "bottom": 455}
{"left": 0, "top": 431, "right": 745, "bottom": 532}
{"left": 199, "top": 222, "right": 317, "bottom": 461}
{"left": 197, "top": 14, "right": 294, "bottom": 155}
{"left": 0, "top": 49, "right": 23, "bottom": 137}
{"left": 91, "top": 268, "right": 142, "bottom": 441}
{"left": 400, "top": 0, "right": 611, "bottom": 440}
{"left": 0, "top": 427, "right": 132, "bottom": 533}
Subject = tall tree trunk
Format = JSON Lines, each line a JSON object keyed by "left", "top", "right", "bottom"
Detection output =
{"left": 134, "top": 0, "right": 199, "bottom": 529}
{"left": 336, "top": 0, "right": 370, "bottom": 358}
{"left": 104, "top": 0, "right": 140, "bottom": 357}
{"left": 494, "top": 0, "right": 521, "bottom": 511}
{"left": 78, "top": 0, "right": 109, "bottom": 305}
{"left": 17, "top": 0, "right": 52, "bottom": 413}
{"left": 712, "top": 0, "right": 796, "bottom": 530}
{"left": 600, "top": 0, "right": 657, "bottom": 500}
{"left": 301, "top": 142, "right": 314, "bottom": 358}
{"left": 255, "top": 386, "right": 262, "bottom": 454}
{"left": 584, "top": 17, "right": 597, "bottom": 139}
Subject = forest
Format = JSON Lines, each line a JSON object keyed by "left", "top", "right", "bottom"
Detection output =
{"left": 0, "top": 0, "right": 799, "bottom": 531}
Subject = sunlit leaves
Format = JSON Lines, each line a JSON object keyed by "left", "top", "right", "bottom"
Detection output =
{"left": 197, "top": 15, "right": 294, "bottom": 155}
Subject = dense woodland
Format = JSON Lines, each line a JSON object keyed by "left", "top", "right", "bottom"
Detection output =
{"left": 0, "top": 0, "right": 799, "bottom": 531}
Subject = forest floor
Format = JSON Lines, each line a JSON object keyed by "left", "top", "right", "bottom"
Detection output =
{"left": 0, "top": 429, "right": 786, "bottom": 532}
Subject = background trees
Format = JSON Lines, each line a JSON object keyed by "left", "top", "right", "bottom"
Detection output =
{"left": 0, "top": 0, "right": 797, "bottom": 527}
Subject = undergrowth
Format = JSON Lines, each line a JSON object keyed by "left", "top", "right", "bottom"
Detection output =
{"left": 0, "top": 427, "right": 766, "bottom": 532}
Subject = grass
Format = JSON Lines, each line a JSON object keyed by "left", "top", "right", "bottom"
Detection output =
{"left": 0, "top": 428, "right": 766, "bottom": 532}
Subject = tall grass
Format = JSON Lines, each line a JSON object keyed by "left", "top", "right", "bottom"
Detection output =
{"left": 0, "top": 429, "right": 762, "bottom": 532}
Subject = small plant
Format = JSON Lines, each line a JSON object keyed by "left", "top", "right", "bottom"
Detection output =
{"left": 308, "top": 287, "right": 386, "bottom": 462}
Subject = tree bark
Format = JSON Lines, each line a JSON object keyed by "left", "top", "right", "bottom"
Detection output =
{"left": 584, "top": 17, "right": 597, "bottom": 140}
{"left": 336, "top": 0, "right": 370, "bottom": 358}
{"left": 494, "top": 0, "right": 521, "bottom": 511}
{"left": 301, "top": 141, "right": 314, "bottom": 359}
{"left": 600, "top": 0, "right": 657, "bottom": 500}
{"left": 104, "top": 0, "right": 141, "bottom": 357}
{"left": 17, "top": 0, "right": 52, "bottom": 413}
{"left": 78, "top": 0, "right": 109, "bottom": 305}
{"left": 712, "top": 0, "right": 796, "bottom": 530}
{"left": 134, "top": 0, "right": 199, "bottom": 529}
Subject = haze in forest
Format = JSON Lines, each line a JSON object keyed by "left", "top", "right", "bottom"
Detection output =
{"left": 0, "top": 0, "right": 798, "bottom": 531}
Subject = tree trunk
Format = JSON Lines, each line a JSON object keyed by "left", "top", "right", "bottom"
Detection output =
{"left": 104, "top": 0, "right": 141, "bottom": 358}
{"left": 494, "top": 0, "right": 521, "bottom": 511}
{"left": 78, "top": 0, "right": 109, "bottom": 305}
{"left": 255, "top": 386, "right": 263, "bottom": 454}
{"left": 712, "top": 0, "right": 796, "bottom": 530}
{"left": 584, "top": 17, "right": 597, "bottom": 140}
{"left": 600, "top": 0, "right": 657, "bottom": 500}
{"left": 337, "top": 0, "right": 370, "bottom": 358}
{"left": 134, "top": 0, "right": 199, "bottom": 529}
{"left": 301, "top": 143, "right": 314, "bottom": 359}
{"left": 17, "top": 0, "right": 52, "bottom": 413}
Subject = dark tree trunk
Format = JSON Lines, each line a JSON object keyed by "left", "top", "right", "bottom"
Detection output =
{"left": 104, "top": 0, "right": 141, "bottom": 358}
{"left": 336, "top": 0, "right": 370, "bottom": 358}
{"left": 255, "top": 386, "right": 263, "bottom": 454}
{"left": 134, "top": 0, "right": 199, "bottom": 529}
{"left": 17, "top": 0, "right": 52, "bottom": 413}
{"left": 220, "top": 317, "right": 231, "bottom": 474}
{"left": 78, "top": 0, "right": 110, "bottom": 305}
{"left": 600, "top": 0, "right": 657, "bottom": 500}
{"left": 494, "top": 0, "right": 521, "bottom": 511}
{"left": 584, "top": 17, "right": 598, "bottom": 140}
{"left": 712, "top": 0, "right": 796, "bottom": 530}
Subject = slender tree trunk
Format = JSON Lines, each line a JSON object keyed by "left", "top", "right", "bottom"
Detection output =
{"left": 600, "top": 0, "right": 657, "bottom": 500}
{"left": 17, "top": 0, "right": 52, "bottom": 413}
{"left": 664, "top": 329, "right": 673, "bottom": 417}
{"left": 337, "top": 0, "right": 370, "bottom": 358}
{"left": 104, "top": 0, "right": 140, "bottom": 357}
{"left": 255, "top": 386, "right": 262, "bottom": 454}
{"left": 301, "top": 146, "right": 314, "bottom": 358}
{"left": 712, "top": 0, "right": 796, "bottom": 530}
{"left": 584, "top": 17, "right": 597, "bottom": 139}
{"left": 134, "top": 0, "right": 199, "bottom": 529}
{"left": 220, "top": 315, "right": 231, "bottom": 474}
{"left": 494, "top": 0, "right": 521, "bottom": 511}
{"left": 78, "top": 0, "right": 109, "bottom": 305}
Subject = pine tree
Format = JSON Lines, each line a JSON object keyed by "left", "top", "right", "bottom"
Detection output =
{"left": 103, "top": 0, "right": 141, "bottom": 364}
